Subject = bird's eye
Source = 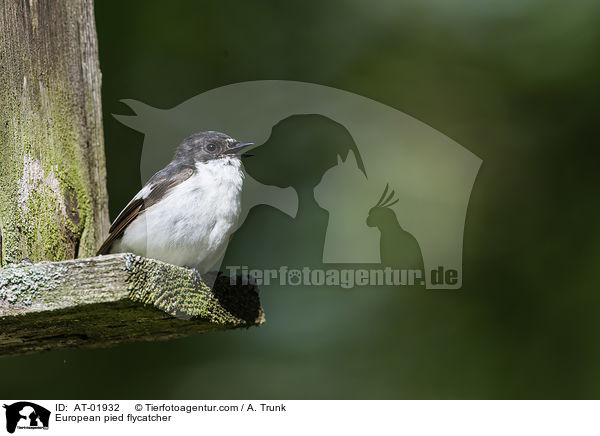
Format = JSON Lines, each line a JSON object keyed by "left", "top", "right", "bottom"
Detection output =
{"left": 205, "top": 143, "right": 217, "bottom": 153}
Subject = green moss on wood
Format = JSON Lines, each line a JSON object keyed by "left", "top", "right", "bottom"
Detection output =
{"left": 0, "top": 254, "right": 265, "bottom": 356}
{"left": 0, "top": 0, "right": 108, "bottom": 265}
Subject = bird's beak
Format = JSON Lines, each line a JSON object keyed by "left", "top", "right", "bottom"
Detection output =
{"left": 224, "top": 142, "right": 254, "bottom": 157}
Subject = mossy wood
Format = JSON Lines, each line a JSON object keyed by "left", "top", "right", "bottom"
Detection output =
{"left": 0, "top": 0, "right": 109, "bottom": 265}
{"left": 0, "top": 253, "right": 265, "bottom": 356}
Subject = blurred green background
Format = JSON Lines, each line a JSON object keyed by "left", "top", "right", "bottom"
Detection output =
{"left": 2, "top": 0, "right": 600, "bottom": 398}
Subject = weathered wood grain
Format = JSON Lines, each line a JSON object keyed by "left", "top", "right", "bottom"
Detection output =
{"left": 0, "top": 254, "right": 264, "bottom": 356}
{"left": 0, "top": 0, "right": 109, "bottom": 264}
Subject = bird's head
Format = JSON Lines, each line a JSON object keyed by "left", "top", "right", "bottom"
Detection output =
{"left": 174, "top": 131, "right": 254, "bottom": 164}
{"left": 366, "top": 184, "right": 399, "bottom": 228}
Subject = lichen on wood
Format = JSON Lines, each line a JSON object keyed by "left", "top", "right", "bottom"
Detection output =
{"left": 0, "top": 0, "right": 109, "bottom": 264}
{"left": 0, "top": 254, "right": 265, "bottom": 356}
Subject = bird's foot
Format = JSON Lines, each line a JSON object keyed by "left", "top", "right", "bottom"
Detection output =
{"left": 191, "top": 268, "right": 203, "bottom": 286}
{"left": 187, "top": 267, "right": 220, "bottom": 289}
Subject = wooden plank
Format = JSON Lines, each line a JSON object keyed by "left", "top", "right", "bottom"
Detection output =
{"left": 0, "top": 254, "right": 264, "bottom": 356}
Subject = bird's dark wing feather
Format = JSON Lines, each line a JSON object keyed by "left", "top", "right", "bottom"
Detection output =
{"left": 96, "top": 164, "right": 195, "bottom": 255}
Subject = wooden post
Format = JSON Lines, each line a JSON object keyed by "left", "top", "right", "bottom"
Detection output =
{"left": 0, "top": 0, "right": 109, "bottom": 263}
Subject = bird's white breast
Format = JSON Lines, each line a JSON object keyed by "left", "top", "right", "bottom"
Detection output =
{"left": 113, "top": 158, "right": 244, "bottom": 272}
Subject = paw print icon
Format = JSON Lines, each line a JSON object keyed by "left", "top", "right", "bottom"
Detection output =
{"left": 287, "top": 270, "right": 303, "bottom": 286}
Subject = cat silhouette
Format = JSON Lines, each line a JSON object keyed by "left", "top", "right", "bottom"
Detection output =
{"left": 314, "top": 150, "right": 380, "bottom": 263}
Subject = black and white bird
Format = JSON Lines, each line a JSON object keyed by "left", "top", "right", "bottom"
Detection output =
{"left": 97, "top": 131, "right": 253, "bottom": 273}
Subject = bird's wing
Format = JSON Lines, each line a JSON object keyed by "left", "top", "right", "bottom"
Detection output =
{"left": 96, "top": 165, "right": 195, "bottom": 255}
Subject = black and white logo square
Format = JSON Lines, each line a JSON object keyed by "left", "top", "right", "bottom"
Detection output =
{"left": 3, "top": 402, "right": 50, "bottom": 434}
